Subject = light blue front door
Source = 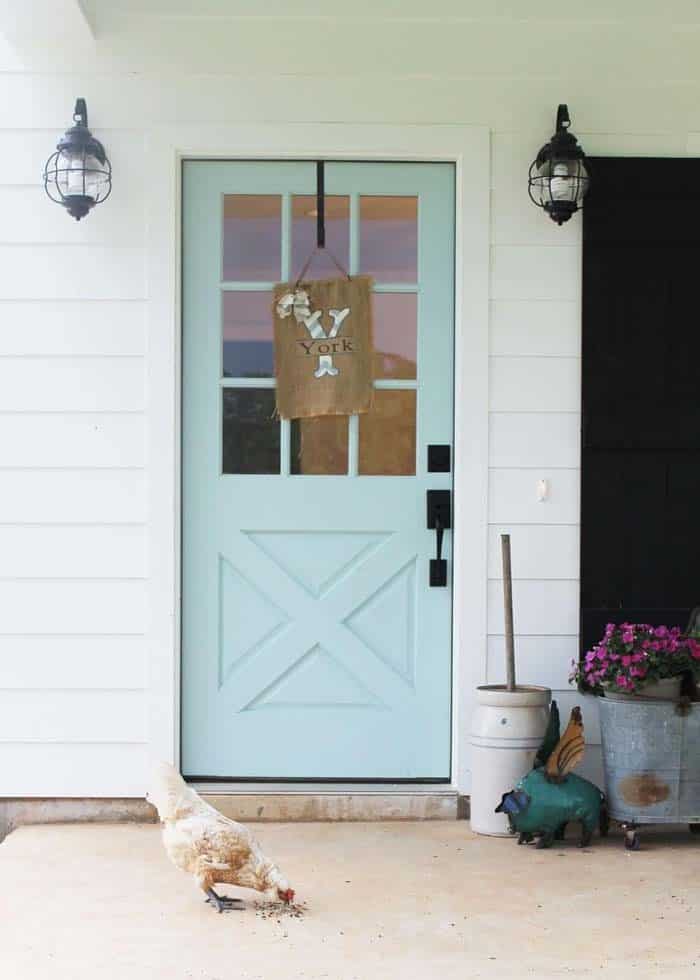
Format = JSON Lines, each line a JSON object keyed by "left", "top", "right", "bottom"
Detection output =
{"left": 182, "top": 160, "right": 454, "bottom": 779}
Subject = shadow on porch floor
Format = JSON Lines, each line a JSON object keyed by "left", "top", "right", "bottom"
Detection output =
{"left": 0, "top": 821, "right": 698, "bottom": 979}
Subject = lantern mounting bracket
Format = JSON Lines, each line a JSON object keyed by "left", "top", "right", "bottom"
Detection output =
{"left": 556, "top": 103, "right": 570, "bottom": 133}
{"left": 73, "top": 98, "right": 88, "bottom": 127}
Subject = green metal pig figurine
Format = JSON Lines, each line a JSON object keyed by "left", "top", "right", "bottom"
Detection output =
{"left": 495, "top": 702, "right": 609, "bottom": 848}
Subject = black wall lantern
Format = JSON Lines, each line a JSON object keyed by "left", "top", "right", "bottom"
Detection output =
{"left": 528, "top": 104, "right": 590, "bottom": 225}
{"left": 43, "top": 99, "right": 112, "bottom": 221}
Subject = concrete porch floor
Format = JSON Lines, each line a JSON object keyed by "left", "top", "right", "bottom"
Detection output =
{"left": 0, "top": 822, "right": 699, "bottom": 980}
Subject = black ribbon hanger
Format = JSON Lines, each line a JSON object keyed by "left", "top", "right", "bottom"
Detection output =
{"left": 316, "top": 160, "right": 326, "bottom": 249}
{"left": 294, "top": 161, "right": 350, "bottom": 286}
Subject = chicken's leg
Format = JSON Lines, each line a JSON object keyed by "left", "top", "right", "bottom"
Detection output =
{"left": 205, "top": 888, "right": 245, "bottom": 913}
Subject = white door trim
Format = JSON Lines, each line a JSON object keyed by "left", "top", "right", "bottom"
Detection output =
{"left": 146, "top": 124, "right": 490, "bottom": 793}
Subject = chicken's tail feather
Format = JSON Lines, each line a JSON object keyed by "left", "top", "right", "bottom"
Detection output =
{"left": 147, "top": 760, "right": 207, "bottom": 821}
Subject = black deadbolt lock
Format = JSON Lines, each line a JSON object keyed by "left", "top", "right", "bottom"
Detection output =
{"left": 428, "top": 444, "right": 451, "bottom": 473}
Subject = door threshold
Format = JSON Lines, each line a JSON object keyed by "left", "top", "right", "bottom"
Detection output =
{"left": 192, "top": 781, "right": 457, "bottom": 794}
{"left": 193, "top": 783, "right": 463, "bottom": 822}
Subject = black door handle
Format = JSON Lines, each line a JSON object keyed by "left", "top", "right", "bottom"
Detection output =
{"left": 427, "top": 490, "right": 451, "bottom": 587}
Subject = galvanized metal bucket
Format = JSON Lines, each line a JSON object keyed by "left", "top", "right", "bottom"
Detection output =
{"left": 598, "top": 696, "right": 700, "bottom": 832}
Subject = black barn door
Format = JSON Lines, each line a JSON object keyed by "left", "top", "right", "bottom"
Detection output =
{"left": 581, "top": 158, "right": 700, "bottom": 655}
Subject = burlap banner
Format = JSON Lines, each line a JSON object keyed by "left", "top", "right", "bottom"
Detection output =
{"left": 272, "top": 275, "right": 374, "bottom": 420}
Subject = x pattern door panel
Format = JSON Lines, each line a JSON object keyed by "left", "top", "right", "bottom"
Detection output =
{"left": 218, "top": 529, "right": 417, "bottom": 713}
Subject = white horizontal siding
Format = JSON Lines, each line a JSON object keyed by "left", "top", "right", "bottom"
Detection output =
{"left": 0, "top": 526, "right": 146, "bottom": 578}
{"left": 489, "top": 301, "right": 581, "bottom": 358}
{"left": 0, "top": 359, "right": 144, "bottom": 411}
{"left": 0, "top": 301, "right": 145, "bottom": 356}
{"left": 486, "top": 636, "right": 577, "bottom": 690}
{"left": 0, "top": 35, "right": 23, "bottom": 71}
{"left": 0, "top": 186, "right": 144, "bottom": 246}
{"left": 0, "top": 635, "right": 146, "bottom": 689}
{"left": 491, "top": 188, "right": 569, "bottom": 248}
{"left": 491, "top": 246, "right": 581, "bottom": 302}
{"left": 489, "top": 357, "right": 581, "bottom": 413}
{"left": 487, "top": 579, "right": 579, "bottom": 636}
{"left": 0, "top": 414, "right": 145, "bottom": 468}
{"left": 487, "top": 525, "right": 579, "bottom": 580}
{"left": 0, "top": 470, "right": 146, "bottom": 523}
{"left": 0, "top": 690, "right": 147, "bottom": 742}
{"left": 489, "top": 468, "right": 580, "bottom": 525}
{"left": 0, "top": 742, "right": 148, "bottom": 796}
{"left": 0, "top": 245, "right": 145, "bottom": 300}
{"left": 0, "top": 580, "right": 146, "bottom": 634}
{"left": 2, "top": 72, "right": 699, "bottom": 134}
{"left": 489, "top": 413, "right": 580, "bottom": 469}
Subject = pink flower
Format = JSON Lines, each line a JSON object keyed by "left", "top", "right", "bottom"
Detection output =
{"left": 572, "top": 621, "right": 700, "bottom": 694}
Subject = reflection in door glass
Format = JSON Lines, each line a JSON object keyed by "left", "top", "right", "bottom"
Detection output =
{"left": 373, "top": 293, "right": 417, "bottom": 380}
{"left": 222, "top": 291, "right": 274, "bottom": 378}
{"left": 359, "top": 389, "right": 416, "bottom": 476}
{"left": 292, "top": 195, "right": 349, "bottom": 280}
{"left": 359, "top": 196, "right": 418, "bottom": 283}
{"left": 222, "top": 389, "right": 279, "bottom": 474}
{"left": 291, "top": 416, "right": 349, "bottom": 475}
{"left": 222, "top": 195, "right": 281, "bottom": 282}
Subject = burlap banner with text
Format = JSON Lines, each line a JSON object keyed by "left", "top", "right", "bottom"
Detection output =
{"left": 272, "top": 275, "right": 374, "bottom": 420}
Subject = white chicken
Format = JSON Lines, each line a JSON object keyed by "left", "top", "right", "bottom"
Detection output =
{"left": 148, "top": 762, "right": 296, "bottom": 913}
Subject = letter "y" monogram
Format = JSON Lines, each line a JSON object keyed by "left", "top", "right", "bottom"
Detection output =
{"left": 300, "top": 307, "right": 350, "bottom": 378}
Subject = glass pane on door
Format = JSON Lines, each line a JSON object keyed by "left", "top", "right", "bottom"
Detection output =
{"left": 222, "top": 388, "right": 279, "bottom": 474}
{"left": 372, "top": 293, "right": 417, "bottom": 380}
{"left": 223, "top": 194, "right": 282, "bottom": 282}
{"left": 222, "top": 291, "right": 274, "bottom": 379}
{"left": 291, "top": 195, "right": 350, "bottom": 280}
{"left": 359, "top": 390, "right": 417, "bottom": 476}
{"left": 291, "top": 417, "right": 349, "bottom": 475}
{"left": 359, "top": 196, "right": 418, "bottom": 283}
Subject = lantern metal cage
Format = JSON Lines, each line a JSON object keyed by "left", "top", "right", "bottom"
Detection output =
{"left": 528, "top": 104, "right": 590, "bottom": 225}
{"left": 43, "top": 99, "right": 112, "bottom": 221}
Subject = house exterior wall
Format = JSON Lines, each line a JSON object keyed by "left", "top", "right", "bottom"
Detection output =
{"left": 0, "top": 3, "right": 697, "bottom": 796}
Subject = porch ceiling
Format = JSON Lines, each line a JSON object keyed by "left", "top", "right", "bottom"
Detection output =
{"left": 5, "top": 0, "right": 700, "bottom": 80}
{"left": 81, "top": 0, "right": 700, "bottom": 21}
{"left": 0, "top": 0, "right": 93, "bottom": 44}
